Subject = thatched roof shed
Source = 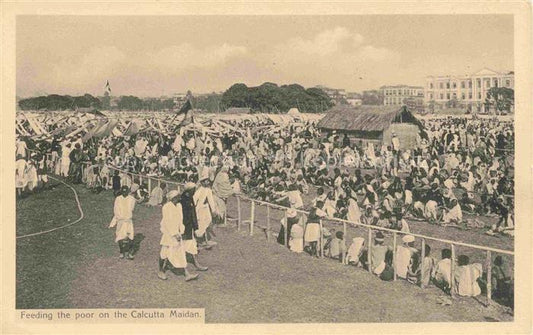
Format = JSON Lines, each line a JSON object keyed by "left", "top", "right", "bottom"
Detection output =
{"left": 318, "top": 105, "right": 422, "bottom": 132}
{"left": 317, "top": 105, "right": 423, "bottom": 149}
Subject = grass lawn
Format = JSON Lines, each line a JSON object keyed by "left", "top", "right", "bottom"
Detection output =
{"left": 16, "top": 181, "right": 513, "bottom": 322}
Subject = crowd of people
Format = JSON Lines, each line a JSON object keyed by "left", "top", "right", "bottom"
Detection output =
{"left": 15, "top": 113, "right": 514, "bottom": 303}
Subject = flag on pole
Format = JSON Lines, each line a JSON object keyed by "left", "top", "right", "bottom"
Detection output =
{"left": 167, "top": 99, "right": 193, "bottom": 131}
{"left": 176, "top": 100, "right": 192, "bottom": 115}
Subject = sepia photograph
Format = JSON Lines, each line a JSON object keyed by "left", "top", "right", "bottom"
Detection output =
{"left": 3, "top": 6, "right": 531, "bottom": 331}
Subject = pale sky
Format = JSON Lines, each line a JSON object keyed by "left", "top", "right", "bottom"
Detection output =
{"left": 17, "top": 15, "right": 513, "bottom": 97}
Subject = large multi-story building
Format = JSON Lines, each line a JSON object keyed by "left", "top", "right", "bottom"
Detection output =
{"left": 381, "top": 85, "right": 424, "bottom": 107}
{"left": 424, "top": 68, "right": 514, "bottom": 112}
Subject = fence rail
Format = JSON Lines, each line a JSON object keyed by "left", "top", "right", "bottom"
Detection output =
{"left": 30, "top": 151, "right": 513, "bottom": 306}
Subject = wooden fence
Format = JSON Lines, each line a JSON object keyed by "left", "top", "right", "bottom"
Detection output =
{"left": 32, "top": 152, "right": 514, "bottom": 306}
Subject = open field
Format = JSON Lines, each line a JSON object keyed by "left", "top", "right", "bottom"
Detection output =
{"left": 16, "top": 180, "right": 513, "bottom": 322}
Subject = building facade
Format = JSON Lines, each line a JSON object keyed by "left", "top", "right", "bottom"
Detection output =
{"left": 381, "top": 85, "right": 424, "bottom": 107}
{"left": 424, "top": 68, "right": 514, "bottom": 112}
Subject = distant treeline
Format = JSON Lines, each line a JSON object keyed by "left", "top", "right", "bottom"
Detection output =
{"left": 219, "top": 82, "right": 334, "bottom": 113}
{"left": 17, "top": 82, "right": 336, "bottom": 113}
{"left": 18, "top": 94, "right": 102, "bottom": 111}
{"left": 116, "top": 96, "right": 175, "bottom": 111}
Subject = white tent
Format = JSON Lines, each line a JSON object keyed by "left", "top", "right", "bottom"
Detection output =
{"left": 287, "top": 108, "right": 300, "bottom": 116}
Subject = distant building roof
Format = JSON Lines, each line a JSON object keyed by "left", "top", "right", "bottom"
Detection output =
{"left": 380, "top": 85, "right": 424, "bottom": 89}
{"left": 317, "top": 105, "right": 422, "bottom": 132}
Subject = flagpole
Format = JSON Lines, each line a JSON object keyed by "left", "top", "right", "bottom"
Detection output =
{"left": 167, "top": 100, "right": 191, "bottom": 133}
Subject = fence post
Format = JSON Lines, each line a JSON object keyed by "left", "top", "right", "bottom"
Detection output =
{"left": 421, "top": 238, "right": 426, "bottom": 288}
{"left": 148, "top": 178, "right": 152, "bottom": 194}
{"left": 486, "top": 251, "right": 492, "bottom": 305}
{"left": 367, "top": 227, "right": 372, "bottom": 273}
{"left": 250, "top": 200, "right": 255, "bottom": 236}
{"left": 139, "top": 175, "right": 143, "bottom": 186}
{"left": 224, "top": 199, "right": 228, "bottom": 226}
{"left": 450, "top": 243, "right": 456, "bottom": 297}
{"left": 237, "top": 197, "right": 241, "bottom": 231}
{"left": 393, "top": 232, "right": 397, "bottom": 281}
{"left": 302, "top": 214, "right": 307, "bottom": 248}
{"left": 266, "top": 205, "right": 271, "bottom": 242}
{"left": 343, "top": 221, "right": 347, "bottom": 241}
{"left": 319, "top": 219, "right": 324, "bottom": 258}
{"left": 284, "top": 210, "right": 289, "bottom": 248}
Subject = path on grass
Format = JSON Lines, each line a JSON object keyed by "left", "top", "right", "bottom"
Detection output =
{"left": 16, "top": 183, "right": 513, "bottom": 322}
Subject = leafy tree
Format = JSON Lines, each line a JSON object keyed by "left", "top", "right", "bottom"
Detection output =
{"left": 361, "top": 90, "right": 383, "bottom": 105}
{"left": 18, "top": 94, "right": 101, "bottom": 111}
{"left": 486, "top": 87, "right": 514, "bottom": 113}
{"left": 220, "top": 82, "right": 333, "bottom": 113}
{"left": 117, "top": 96, "right": 144, "bottom": 111}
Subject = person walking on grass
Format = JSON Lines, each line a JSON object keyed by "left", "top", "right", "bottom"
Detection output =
{"left": 193, "top": 171, "right": 219, "bottom": 248}
{"left": 181, "top": 182, "right": 209, "bottom": 271}
{"left": 109, "top": 185, "right": 136, "bottom": 260}
{"left": 158, "top": 190, "right": 199, "bottom": 282}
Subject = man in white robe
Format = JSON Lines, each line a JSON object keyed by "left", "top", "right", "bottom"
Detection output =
{"left": 395, "top": 235, "right": 417, "bottom": 279}
{"left": 289, "top": 220, "right": 304, "bottom": 253}
{"left": 158, "top": 190, "right": 199, "bottom": 281}
{"left": 346, "top": 237, "right": 365, "bottom": 266}
{"left": 453, "top": 255, "right": 482, "bottom": 297}
{"left": 148, "top": 182, "right": 166, "bottom": 206}
{"left": 434, "top": 248, "right": 452, "bottom": 292}
{"left": 60, "top": 142, "right": 72, "bottom": 177}
{"left": 212, "top": 166, "right": 234, "bottom": 224}
{"left": 346, "top": 191, "right": 362, "bottom": 224}
{"left": 443, "top": 199, "right": 463, "bottom": 225}
{"left": 193, "top": 170, "right": 218, "bottom": 246}
{"left": 109, "top": 186, "right": 136, "bottom": 260}
{"left": 16, "top": 155, "right": 27, "bottom": 196}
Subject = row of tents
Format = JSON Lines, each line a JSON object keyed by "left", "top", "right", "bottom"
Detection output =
{"left": 17, "top": 105, "right": 426, "bottom": 149}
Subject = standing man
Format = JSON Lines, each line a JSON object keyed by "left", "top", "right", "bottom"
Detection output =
{"left": 60, "top": 142, "right": 72, "bottom": 177}
{"left": 193, "top": 171, "right": 218, "bottom": 247}
{"left": 212, "top": 165, "right": 234, "bottom": 225}
{"left": 109, "top": 185, "right": 136, "bottom": 260}
{"left": 158, "top": 190, "right": 199, "bottom": 281}
{"left": 181, "top": 182, "right": 209, "bottom": 271}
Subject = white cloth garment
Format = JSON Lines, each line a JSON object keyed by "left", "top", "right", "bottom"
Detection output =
{"left": 15, "top": 158, "right": 27, "bottom": 188}
{"left": 444, "top": 204, "right": 463, "bottom": 224}
{"left": 109, "top": 195, "right": 136, "bottom": 242}
{"left": 346, "top": 198, "right": 362, "bottom": 224}
{"left": 193, "top": 186, "right": 217, "bottom": 236}
{"left": 395, "top": 245, "right": 414, "bottom": 279}
{"left": 159, "top": 201, "right": 187, "bottom": 268}
{"left": 435, "top": 258, "right": 452, "bottom": 285}
{"left": 454, "top": 263, "right": 483, "bottom": 297}
{"left": 346, "top": 237, "right": 365, "bottom": 264}
{"left": 289, "top": 224, "right": 304, "bottom": 253}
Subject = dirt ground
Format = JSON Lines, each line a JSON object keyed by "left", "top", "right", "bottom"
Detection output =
{"left": 16, "top": 181, "right": 513, "bottom": 323}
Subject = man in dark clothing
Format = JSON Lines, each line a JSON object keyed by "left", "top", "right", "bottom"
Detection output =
{"left": 180, "top": 183, "right": 208, "bottom": 271}
{"left": 68, "top": 143, "right": 83, "bottom": 183}
{"left": 342, "top": 134, "right": 351, "bottom": 148}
